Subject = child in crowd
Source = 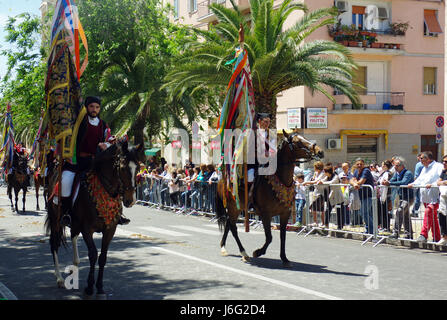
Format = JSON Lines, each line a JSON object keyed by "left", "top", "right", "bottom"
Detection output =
{"left": 294, "top": 174, "right": 306, "bottom": 227}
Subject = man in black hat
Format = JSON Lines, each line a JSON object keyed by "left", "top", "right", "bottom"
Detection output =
{"left": 60, "top": 96, "right": 130, "bottom": 227}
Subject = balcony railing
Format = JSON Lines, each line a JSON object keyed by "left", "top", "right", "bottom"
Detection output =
{"left": 334, "top": 91, "right": 405, "bottom": 111}
{"left": 198, "top": 0, "right": 226, "bottom": 20}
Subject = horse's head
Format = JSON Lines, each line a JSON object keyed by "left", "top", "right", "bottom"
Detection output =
{"left": 117, "top": 140, "right": 145, "bottom": 208}
{"left": 282, "top": 129, "right": 324, "bottom": 163}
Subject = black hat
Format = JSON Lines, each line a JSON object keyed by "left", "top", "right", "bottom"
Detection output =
{"left": 84, "top": 96, "right": 101, "bottom": 107}
{"left": 256, "top": 112, "right": 271, "bottom": 121}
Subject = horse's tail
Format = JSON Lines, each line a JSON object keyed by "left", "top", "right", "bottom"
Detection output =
{"left": 215, "top": 183, "right": 228, "bottom": 232}
{"left": 45, "top": 202, "right": 67, "bottom": 250}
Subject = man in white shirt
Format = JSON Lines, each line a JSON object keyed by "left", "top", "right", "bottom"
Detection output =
{"left": 409, "top": 151, "right": 443, "bottom": 242}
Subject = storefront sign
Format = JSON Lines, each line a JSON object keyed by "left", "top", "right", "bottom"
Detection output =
{"left": 287, "top": 108, "right": 302, "bottom": 129}
{"left": 306, "top": 107, "right": 328, "bottom": 129}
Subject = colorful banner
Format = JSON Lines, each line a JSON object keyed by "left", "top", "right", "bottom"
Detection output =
{"left": 216, "top": 47, "right": 256, "bottom": 209}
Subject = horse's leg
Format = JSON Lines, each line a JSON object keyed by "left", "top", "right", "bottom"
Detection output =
{"left": 22, "top": 188, "right": 26, "bottom": 212}
{"left": 220, "top": 219, "right": 231, "bottom": 256}
{"left": 7, "top": 185, "right": 14, "bottom": 211}
{"left": 48, "top": 205, "right": 65, "bottom": 288}
{"left": 14, "top": 188, "right": 19, "bottom": 213}
{"left": 82, "top": 231, "right": 98, "bottom": 298}
{"left": 279, "top": 213, "right": 291, "bottom": 267}
{"left": 36, "top": 183, "right": 40, "bottom": 211}
{"left": 71, "top": 233, "right": 80, "bottom": 267}
{"left": 253, "top": 214, "right": 272, "bottom": 259}
{"left": 228, "top": 216, "right": 250, "bottom": 262}
{"left": 96, "top": 226, "right": 116, "bottom": 300}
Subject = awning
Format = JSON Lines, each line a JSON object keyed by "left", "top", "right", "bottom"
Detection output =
{"left": 144, "top": 148, "right": 161, "bottom": 156}
{"left": 424, "top": 10, "right": 442, "bottom": 34}
{"left": 352, "top": 6, "right": 366, "bottom": 14}
{"left": 340, "top": 129, "right": 388, "bottom": 149}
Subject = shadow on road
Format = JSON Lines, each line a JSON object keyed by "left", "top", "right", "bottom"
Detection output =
{"left": 248, "top": 256, "right": 366, "bottom": 278}
{"left": 0, "top": 228, "right": 242, "bottom": 300}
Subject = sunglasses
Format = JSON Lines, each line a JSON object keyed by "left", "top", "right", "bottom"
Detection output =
{"left": 443, "top": 160, "right": 447, "bottom": 164}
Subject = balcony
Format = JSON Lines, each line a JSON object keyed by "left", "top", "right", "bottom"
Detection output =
{"left": 328, "top": 26, "right": 407, "bottom": 53}
{"left": 333, "top": 91, "right": 405, "bottom": 111}
{"left": 197, "top": 0, "right": 250, "bottom": 22}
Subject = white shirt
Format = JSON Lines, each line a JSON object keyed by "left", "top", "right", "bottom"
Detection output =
{"left": 413, "top": 161, "right": 443, "bottom": 204}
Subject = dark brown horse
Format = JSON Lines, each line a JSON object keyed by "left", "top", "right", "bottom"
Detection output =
{"left": 33, "top": 169, "right": 47, "bottom": 211}
{"left": 7, "top": 152, "right": 31, "bottom": 212}
{"left": 45, "top": 140, "right": 144, "bottom": 299}
{"left": 216, "top": 130, "right": 324, "bottom": 266}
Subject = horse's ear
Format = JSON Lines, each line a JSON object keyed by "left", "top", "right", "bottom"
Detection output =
{"left": 282, "top": 129, "right": 289, "bottom": 140}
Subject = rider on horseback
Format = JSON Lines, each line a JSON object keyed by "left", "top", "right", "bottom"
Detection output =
{"left": 9, "top": 142, "right": 31, "bottom": 187}
{"left": 247, "top": 113, "right": 276, "bottom": 212}
{"left": 60, "top": 96, "right": 130, "bottom": 227}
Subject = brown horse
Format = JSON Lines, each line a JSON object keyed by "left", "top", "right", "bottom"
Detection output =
{"left": 216, "top": 130, "right": 324, "bottom": 266}
{"left": 33, "top": 169, "right": 47, "bottom": 211}
{"left": 7, "top": 152, "right": 31, "bottom": 212}
{"left": 45, "top": 140, "right": 144, "bottom": 299}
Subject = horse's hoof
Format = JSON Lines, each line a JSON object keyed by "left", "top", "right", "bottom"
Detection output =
{"left": 241, "top": 255, "right": 250, "bottom": 263}
{"left": 282, "top": 260, "right": 291, "bottom": 268}
{"left": 252, "top": 250, "right": 261, "bottom": 258}
{"left": 220, "top": 247, "right": 228, "bottom": 256}
{"left": 57, "top": 279, "right": 66, "bottom": 289}
{"left": 96, "top": 293, "right": 107, "bottom": 300}
{"left": 83, "top": 290, "right": 95, "bottom": 300}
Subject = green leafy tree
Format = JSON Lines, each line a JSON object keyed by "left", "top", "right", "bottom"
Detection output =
{"left": 78, "top": 0, "right": 209, "bottom": 145}
{"left": 0, "top": 13, "right": 45, "bottom": 145}
{"left": 165, "top": 0, "right": 361, "bottom": 123}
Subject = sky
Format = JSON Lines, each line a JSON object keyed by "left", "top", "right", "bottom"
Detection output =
{"left": 0, "top": 0, "right": 41, "bottom": 79}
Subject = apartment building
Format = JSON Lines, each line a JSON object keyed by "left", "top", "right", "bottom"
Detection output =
{"left": 169, "top": 0, "right": 445, "bottom": 169}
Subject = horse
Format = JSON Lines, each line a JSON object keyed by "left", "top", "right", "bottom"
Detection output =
{"left": 33, "top": 169, "right": 47, "bottom": 211}
{"left": 45, "top": 140, "right": 144, "bottom": 299}
{"left": 33, "top": 152, "right": 55, "bottom": 211}
{"left": 7, "top": 152, "right": 31, "bottom": 212}
{"left": 216, "top": 129, "right": 324, "bottom": 266}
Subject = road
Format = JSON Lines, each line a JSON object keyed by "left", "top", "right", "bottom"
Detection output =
{"left": 0, "top": 186, "right": 447, "bottom": 302}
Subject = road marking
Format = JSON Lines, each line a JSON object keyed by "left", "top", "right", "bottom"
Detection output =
{"left": 152, "top": 246, "right": 343, "bottom": 300}
{"left": 0, "top": 282, "right": 18, "bottom": 300}
{"left": 171, "top": 225, "right": 221, "bottom": 236}
{"left": 138, "top": 226, "right": 191, "bottom": 237}
{"left": 205, "top": 224, "right": 265, "bottom": 235}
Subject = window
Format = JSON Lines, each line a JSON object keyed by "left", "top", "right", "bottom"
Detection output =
{"left": 352, "top": 6, "right": 366, "bottom": 29}
{"left": 353, "top": 66, "right": 367, "bottom": 95}
{"left": 424, "top": 9, "right": 442, "bottom": 37}
{"left": 423, "top": 67, "right": 437, "bottom": 95}
{"left": 188, "top": 0, "right": 197, "bottom": 13}
{"left": 174, "top": 0, "right": 179, "bottom": 19}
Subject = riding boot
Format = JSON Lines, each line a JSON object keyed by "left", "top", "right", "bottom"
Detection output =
{"left": 118, "top": 214, "right": 130, "bottom": 225}
{"left": 60, "top": 197, "right": 72, "bottom": 227}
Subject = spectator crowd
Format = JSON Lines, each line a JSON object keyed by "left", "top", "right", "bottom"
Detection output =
{"left": 136, "top": 151, "right": 447, "bottom": 246}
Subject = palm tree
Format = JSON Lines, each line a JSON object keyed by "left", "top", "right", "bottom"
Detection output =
{"left": 165, "top": 0, "right": 361, "bottom": 123}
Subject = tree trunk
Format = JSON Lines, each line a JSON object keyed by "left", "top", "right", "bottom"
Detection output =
{"left": 254, "top": 92, "right": 278, "bottom": 128}
{"left": 131, "top": 102, "right": 150, "bottom": 146}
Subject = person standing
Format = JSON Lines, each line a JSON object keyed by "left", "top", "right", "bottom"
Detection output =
{"left": 383, "top": 157, "right": 414, "bottom": 239}
{"left": 436, "top": 155, "right": 447, "bottom": 245}
{"left": 409, "top": 151, "right": 443, "bottom": 243}
{"left": 350, "top": 158, "right": 375, "bottom": 234}
{"left": 411, "top": 153, "right": 423, "bottom": 217}
{"left": 294, "top": 174, "right": 306, "bottom": 227}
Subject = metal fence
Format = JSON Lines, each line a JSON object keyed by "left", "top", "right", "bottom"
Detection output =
{"left": 135, "top": 177, "right": 447, "bottom": 247}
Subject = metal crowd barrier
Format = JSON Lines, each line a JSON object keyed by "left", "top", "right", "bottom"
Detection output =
{"left": 135, "top": 177, "right": 447, "bottom": 247}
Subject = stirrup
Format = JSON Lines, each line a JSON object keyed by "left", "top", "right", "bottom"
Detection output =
{"left": 61, "top": 214, "right": 71, "bottom": 227}
{"left": 118, "top": 216, "right": 130, "bottom": 225}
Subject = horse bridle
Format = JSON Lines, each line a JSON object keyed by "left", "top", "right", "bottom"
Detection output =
{"left": 116, "top": 152, "right": 136, "bottom": 197}
{"left": 284, "top": 134, "right": 319, "bottom": 164}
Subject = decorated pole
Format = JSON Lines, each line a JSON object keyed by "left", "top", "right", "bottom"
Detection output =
{"left": 216, "top": 22, "right": 256, "bottom": 233}
{"left": 239, "top": 24, "right": 250, "bottom": 233}
{"left": 44, "top": 0, "right": 88, "bottom": 222}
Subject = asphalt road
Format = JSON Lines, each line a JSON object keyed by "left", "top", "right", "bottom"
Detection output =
{"left": 1, "top": 186, "right": 447, "bottom": 302}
